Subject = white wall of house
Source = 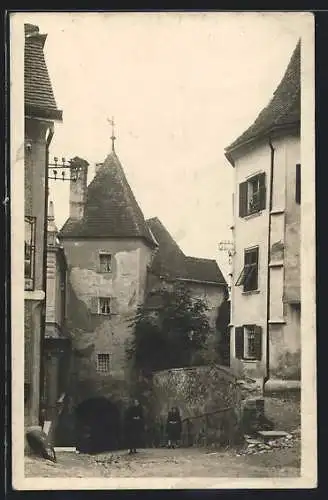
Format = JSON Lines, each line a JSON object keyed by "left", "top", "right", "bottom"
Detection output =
{"left": 230, "top": 133, "right": 300, "bottom": 383}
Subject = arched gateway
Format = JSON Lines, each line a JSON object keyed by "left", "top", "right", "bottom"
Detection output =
{"left": 75, "top": 397, "right": 121, "bottom": 453}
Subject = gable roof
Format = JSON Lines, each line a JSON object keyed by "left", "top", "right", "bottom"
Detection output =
{"left": 24, "top": 23, "right": 62, "bottom": 121}
{"left": 146, "top": 217, "right": 227, "bottom": 286}
{"left": 60, "top": 152, "right": 157, "bottom": 247}
{"left": 225, "top": 40, "right": 300, "bottom": 165}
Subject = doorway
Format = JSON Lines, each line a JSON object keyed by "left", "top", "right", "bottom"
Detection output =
{"left": 75, "top": 397, "right": 121, "bottom": 453}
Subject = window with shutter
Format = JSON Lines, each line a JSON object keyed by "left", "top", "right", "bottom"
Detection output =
{"left": 239, "top": 182, "right": 248, "bottom": 217}
{"left": 295, "top": 164, "right": 301, "bottom": 204}
{"left": 235, "top": 246, "right": 259, "bottom": 292}
{"left": 235, "top": 327, "right": 244, "bottom": 359}
{"left": 239, "top": 173, "right": 266, "bottom": 217}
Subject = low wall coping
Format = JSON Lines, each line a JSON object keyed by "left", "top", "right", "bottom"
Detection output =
{"left": 264, "top": 379, "right": 301, "bottom": 394}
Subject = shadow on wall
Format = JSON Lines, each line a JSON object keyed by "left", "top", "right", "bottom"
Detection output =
{"left": 272, "top": 349, "right": 301, "bottom": 380}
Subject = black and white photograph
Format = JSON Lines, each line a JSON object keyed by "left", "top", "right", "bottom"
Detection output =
{"left": 10, "top": 11, "right": 316, "bottom": 489}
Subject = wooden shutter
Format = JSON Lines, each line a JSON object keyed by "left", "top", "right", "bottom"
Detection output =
{"left": 254, "top": 325, "right": 262, "bottom": 360}
{"left": 111, "top": 297, "right": 119, "bottom": 315}
{"left": 239, "top": 182, "right": 248, "bottom": 217}
{"left": 258, "top": 173, "right": 266, "bottom": 210}
{"left": 295, "top": 164, "right": 301, "bottom": 204}
{"left": 90, "top": 296, "right": 99, "bottom": 314}
{"left": 235, "top": 327, "right": 244, "bottom": 359}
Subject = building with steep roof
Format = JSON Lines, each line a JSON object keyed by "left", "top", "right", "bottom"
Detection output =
{"left": 145, "top": 217, "right": 228, "bottom": 330}
{"left": 24, "top": 23, "right": 63, "bottom": 426}
{"left": 59, "top": 147, "right": 158, "bottom": 412}
{"left": 58, "top": 142, "right": 227, "bottom": 445}
{"left": 224, "top": 41, "right": 301, "bottom": 394}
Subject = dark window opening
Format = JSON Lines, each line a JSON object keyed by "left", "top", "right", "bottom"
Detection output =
{"left": 239, "top": 173, "right": 266, "bottom": 217}
{"left": 296, "top": 164, "right": 301, "bottom": 204}
{"left": 99, "top": 253, "right": 112, "bottom": 273}
{"left": 98, "top": 297, "right": 111, "bottom": 315}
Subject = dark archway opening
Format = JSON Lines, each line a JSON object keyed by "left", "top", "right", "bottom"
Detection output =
{"left": 75, "top": 397, "right": 121, "bottom": 453}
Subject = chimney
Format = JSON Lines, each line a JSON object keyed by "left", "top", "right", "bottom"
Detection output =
{"left": 69, "top": 157, "right": 89, "bottom": 220}
{"left": 47, "top": 199, "right": 58, "bottom": 246}
{"left": 95, "top": 162, "right": 103, "bottom": 175}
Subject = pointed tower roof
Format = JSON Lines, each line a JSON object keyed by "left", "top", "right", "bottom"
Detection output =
{"left": 60, "top": 151, "right": 157, "bottom": 247}
{"left": 225, "top": 40, "right": 300, "bottom": 165}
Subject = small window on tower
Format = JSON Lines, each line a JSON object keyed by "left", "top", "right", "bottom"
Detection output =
{"left": 99, "top": 253, "right": 112, "bottom": 273}
{"left": 98, "top": 297, "right": 111, "bottom": 315}
{"left": 97, "top": 353, "right": 110, "bottom": 373}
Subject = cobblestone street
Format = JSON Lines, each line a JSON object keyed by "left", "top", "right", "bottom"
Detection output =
{"left": 25, "top": 443, "right": 300, "bottom": 478}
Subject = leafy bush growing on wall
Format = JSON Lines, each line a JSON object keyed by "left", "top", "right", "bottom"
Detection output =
{"left": 126, "top": 283, "right": 210, "bottom": 375}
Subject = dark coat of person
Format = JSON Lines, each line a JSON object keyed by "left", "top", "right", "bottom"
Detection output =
{"left": 125, "top": 402, "right": 144, "bottom": 449}
{"left": 166, "top": 408, "right": 182, "bottom": 442}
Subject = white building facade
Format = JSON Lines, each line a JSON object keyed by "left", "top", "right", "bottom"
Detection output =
{"left": 225, "top": 41, "right": 301, "bottom": 394}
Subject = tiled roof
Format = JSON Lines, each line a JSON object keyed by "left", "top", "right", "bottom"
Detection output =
{"left": 225, "top": 40, "right": 300, "bottom": 164}
{"left": 24, "top": 24, "right": 62, "bottom": 121}
{"left": 60, "top": 152, "right": 157, "bottom": 247}
{"left": 146, "top": 217, "right": 227, "bottom": 286}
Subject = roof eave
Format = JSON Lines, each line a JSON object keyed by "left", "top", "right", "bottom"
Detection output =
{"left": 25, "top": 103, "right": 63, "bottom": 122}
{"left": 224, "top": 121, "right": 300, "bottom": 166}
{"left": 176, "top": 277, "right": 227, "bottom": 287}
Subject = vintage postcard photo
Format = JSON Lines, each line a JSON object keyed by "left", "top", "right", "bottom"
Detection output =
{"left": 10, "top": 11, "right": 316, "bottom": 489}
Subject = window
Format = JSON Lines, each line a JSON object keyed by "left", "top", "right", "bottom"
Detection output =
{"left": 235, "top": 325, "right": 262, "bottom": 360}
{"left": 295, "top": 164, "right": 301, "bottom": 204}
{"left": 97, "top": 353, "right": 110, "bottom": 373}
{"left": 99, "top": 253, "right": 112, "bottom": 273}
{"left": 25, "top": 216, "right": 36, "bottom": 290}
{"left": 98, "top": 297, "right": 111, "bottom": 315}
{"left": 239, "top": 173, "right": 266, "bottom": 217}
{"left": 235, "top": 246, "right": 259, "bottom": 292}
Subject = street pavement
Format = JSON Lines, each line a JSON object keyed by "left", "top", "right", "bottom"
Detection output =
{"left": 25, "top": 443, "right": 300, "bottom": 478}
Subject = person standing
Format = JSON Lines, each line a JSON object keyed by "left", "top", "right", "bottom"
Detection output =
{"left": 125, "top": 399, "right": 144, "bottom": 454}
{"left": 166, "top": 406, "right": 182, "bottom": 449}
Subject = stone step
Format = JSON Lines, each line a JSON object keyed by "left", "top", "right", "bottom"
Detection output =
{"left": 257, "top": 430, "right": 289, "bottom": 441}
{"left": 54, "top": 447, "right": 77, "bottom": 452}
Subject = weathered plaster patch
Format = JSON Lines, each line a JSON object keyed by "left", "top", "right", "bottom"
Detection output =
{"left": 271, "top": 241, "right": 284, "bottom": 260}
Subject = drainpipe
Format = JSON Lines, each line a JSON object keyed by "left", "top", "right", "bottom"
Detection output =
{"left": 263, "top": 138, "right": 275, "bottom": 393}
{"left": 39, "top": 125, "right": 54, "bottom": 425}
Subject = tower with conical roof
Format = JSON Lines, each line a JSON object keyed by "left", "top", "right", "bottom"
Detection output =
{"left": 59, "top": 137, "right": 158, "bottom": 408}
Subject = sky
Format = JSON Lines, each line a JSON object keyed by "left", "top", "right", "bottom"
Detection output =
{"left": 20, "top": 11, "right": 306, "bottom": 279}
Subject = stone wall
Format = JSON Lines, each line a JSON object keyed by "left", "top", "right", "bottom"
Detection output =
{"left": 152, "top": 364, "right": 240, "bottom": 419}
{"left": 152, "top": 364, "right": 245, "bottom": 447}
{"left": 62, "top": 238, "right": 153, "bottom": 405}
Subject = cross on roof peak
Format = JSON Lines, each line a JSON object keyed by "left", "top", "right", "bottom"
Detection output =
{"left": 107, "top": 117, "right": 116, "bottom": 152}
